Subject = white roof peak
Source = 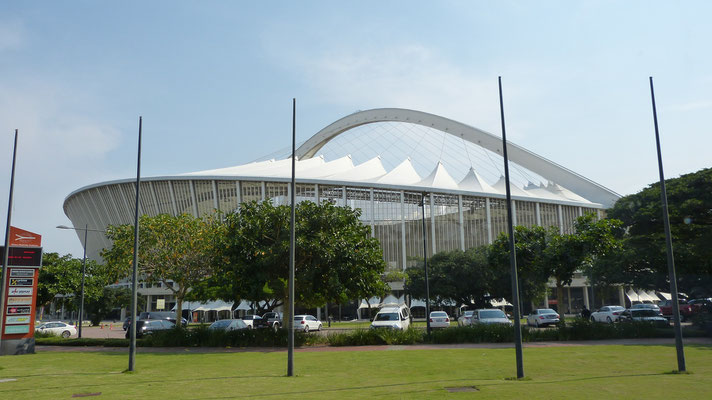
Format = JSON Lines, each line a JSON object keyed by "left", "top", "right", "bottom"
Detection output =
{"left": 376, "top": 158, "right": 421, "bottom": 185}
{"left": 459, "top": 167, "right": 497, "bottom": 194}
{"left": 417, "top": 162, "right": 459, "bottom": 190}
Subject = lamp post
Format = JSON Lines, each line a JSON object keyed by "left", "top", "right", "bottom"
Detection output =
{"left": 57, "top": 224, "right": 105, "bottom": 338}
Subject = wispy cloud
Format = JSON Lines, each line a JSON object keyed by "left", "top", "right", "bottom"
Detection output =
{"left": 285, "top": 44, "right": 503, "bottom": 131}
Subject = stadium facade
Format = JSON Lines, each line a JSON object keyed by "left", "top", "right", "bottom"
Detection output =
{"left": 63, "top": 108, "right": 623, "bottom": 316}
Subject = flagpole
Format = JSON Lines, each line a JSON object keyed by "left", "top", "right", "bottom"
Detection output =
{"left": 498, "top": 77, "right": 524, "bottom": 379}
{"left": 649, "top": 77, "right": 685, "bottom": 372}
{"left": 0, "top": 130, "right": 19, "bottom": 352}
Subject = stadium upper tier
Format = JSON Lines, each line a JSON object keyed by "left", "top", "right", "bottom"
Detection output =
{"left": 64, "top": 108, "right": 619, "bottom": 263}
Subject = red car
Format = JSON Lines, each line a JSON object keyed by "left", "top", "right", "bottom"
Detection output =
{"left": 658, "top": 299, "right": 694, "bottom": 321}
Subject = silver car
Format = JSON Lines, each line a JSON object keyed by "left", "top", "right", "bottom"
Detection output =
{"left": 472, "top": 309, "right": 512, "bottom": 325}
{"left": 526, "top": 308, "right": 560, "bottom": 327}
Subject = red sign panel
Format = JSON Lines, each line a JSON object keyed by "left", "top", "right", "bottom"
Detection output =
{"left": 9, "top": 226, "right": 42, "bottom": 247}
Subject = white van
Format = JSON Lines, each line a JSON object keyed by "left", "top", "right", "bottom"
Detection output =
{"left": 370, "top": 304, "right": 411, "bottom": 330}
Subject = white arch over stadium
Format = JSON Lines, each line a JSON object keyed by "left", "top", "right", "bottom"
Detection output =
{"left": 296, "top": 108, "right": 620, "bottom": 207}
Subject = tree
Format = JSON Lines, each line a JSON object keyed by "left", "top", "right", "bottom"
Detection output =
{"left": 37, "top": 252, "right": 111, "bottom": 321}
{"left": 102, "top": 213, "right": 224, "bottom": 327}
{"left": 607, "top": 167, "right": 712, "bottom": 296}
{"left": 190, "top": 200, "right": 390, "bottom": 315}
{"left": 84, "top": 286, "right": 143, "bottom": 325}
{"left": 405, "top": 247, "right": 494, "bottom": 308}
{"left": 488, "top": 225, "right": 551, "bottom": 310}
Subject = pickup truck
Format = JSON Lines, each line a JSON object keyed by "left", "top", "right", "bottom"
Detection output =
{"left": 260, "top": 312, "right": 283, "bottom": 331}
{"left": 658, "top": 299, "right": 694, "bottom": 321}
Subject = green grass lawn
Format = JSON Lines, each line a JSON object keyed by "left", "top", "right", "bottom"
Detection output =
{"left": 0, "top": 344, "right": 710, "bottom": 399}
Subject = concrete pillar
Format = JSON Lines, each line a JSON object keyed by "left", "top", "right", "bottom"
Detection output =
{"left": 146, "top": 295, "right": 152, "bottom": 312}
{"left": 583, "top": 286, "right": 590, "bottom": 309}
{"left": 618, "top": 286, "right": 626, "bottom": 307}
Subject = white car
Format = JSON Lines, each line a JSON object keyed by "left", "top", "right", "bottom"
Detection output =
{"left": 458, "top": 310, "right": 476, "bottom": 326}
{"left": 526, "top": 308, "right": 560, "bottom": 327}
{"left": 240, "top": 314, "right": 262, "bottom": 329}
{"left": 429, "top": 311, "right": 451, "bottom": 329}
{"left": 590, "top": 305, "right": 626, "bottom": 323}
{"left": 370, "top": 304, "right": 411, "bottom": 330}
{"left": 35, "top": 321, "right": 77, "bottom": 338}
{"left": 471, "top": 309, "right": 512, "bottom": 325}
{"left": 292, "top": 315, "right": 322, "bottom": 332}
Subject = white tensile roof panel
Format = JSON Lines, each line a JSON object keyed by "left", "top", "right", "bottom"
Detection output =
{"left": 326, "top": 156, "right": 387, "bottom": 181}
{"left": 416, "top": 162, "right": 459, "bottom": 190}
{"left": 181, "top": 158, "right": 280, "bottom": 176}
{"left": 524, "top": 182, "right": 569, "bottom": 201}
{"left": 298, "top": 155, "right": 355, "bottom": 178}
{"left": 459, "top": 167, "right": 498, "bottom": 194}
{"left": 375, "top": 158, "right": 421, "bottom": 185}
{"left": 492, "top": 176, "right": 531, "bottom": 198}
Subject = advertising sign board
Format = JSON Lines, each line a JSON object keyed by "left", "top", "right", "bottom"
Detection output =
{"left": 9, "top": 269, "right": 34, "bottom": 278}
{"left": 8, "top": 287, "right": 32, "bottom": 296}
{"left": 5, "top": 315, "right": 31, "bottom": 325}
{"left": 7, "top": 297, "right": 32, "bottom": 306}
{"left": 9, "top": 278, "right": 33, "bottom": 287}
{"left": 6, "top": 306, "right": 31, "bottom": 315}
{"left": 4, "top": 325, "right": 30, "bottom": 334}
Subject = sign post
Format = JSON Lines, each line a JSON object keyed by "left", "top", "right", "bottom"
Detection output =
{"left": 0, "top": 245, "right": 43, "bottom": 355}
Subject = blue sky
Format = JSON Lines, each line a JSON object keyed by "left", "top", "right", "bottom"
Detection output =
{"left": 1, "top": 1, "right": 711, "bottom": 257}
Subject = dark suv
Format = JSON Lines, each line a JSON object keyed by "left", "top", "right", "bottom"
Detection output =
{"left": 139, "top": 311, "right": 188, "bottom": 327}
{"left": 125, "top": 319, "right": 175, "bottom": 338}
{"left": 261, "top": 312, "right": 283, "bottom": 331}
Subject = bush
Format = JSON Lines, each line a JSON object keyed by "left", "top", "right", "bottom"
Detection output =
{"left": 328, "top": 328, "right": 423, "bottom": 346}
{"left": 427, "top": 325, "right": 515, "bottom": 344}
{"left": 142, "top": 327, "right": 328, "bottom": 347}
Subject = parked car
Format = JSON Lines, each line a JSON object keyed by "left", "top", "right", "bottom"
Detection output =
{"left": 138, "top": 311, "right": 188, "bottom": 327}
{"left": 659, "top": 299, "right": 694, "bottom": 321}
{"left": 458, "top": 310, "right": 476, "bottom": 326}
{"left": 590, "top": 305, "right": 626, "bottom": 323}
{"left": 630, "top": 303, "right": 662, "bottom": 314}
{"left": 292, "top": 315, "right": 323, "bottom": 332}
{"left": 471, "top": 309, "right": 512, "bottom": 325}
{"left": 526, "top": 308, "right": 560, "bottom": 327}
{"left": 370, "top": 304, "right": 411, "bottom": 330}
{"left": 125, "top": 319, "right": 175, "bottom": 338}
{"left": 619, "top": 309, "right": 669, "bottom": 327}
{"left": 35, "top": 321, "right": 77, "bottom": 338}
{"left": 261, "top": 312, "right": 283, "bottom": 331}
{"left": 429, "top": 311, "right": 450, "bottom": 329}
{"left": 208, "top": 319, "right": 248, "bottom": 331}
{"left": 688, "top": 298, "right": 712, "bottom": 313}
{"left": 240, "top": 314, "right": 263, "bottom": 329}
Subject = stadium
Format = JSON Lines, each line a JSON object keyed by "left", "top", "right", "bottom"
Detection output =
{"left": 63, "top": 108, "right": 621, "bottom": 318}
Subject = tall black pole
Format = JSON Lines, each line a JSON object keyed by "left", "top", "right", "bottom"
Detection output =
{"left": 649, "top": 77, "right": 686, "bottom": 372}
{"left": 421, "top": 193, "right": 431, "bottom": 335}
{"left": 498, "top": 77, "right": 524, "bottom": 379}
{"left": 287, "top": 99, "right": 296, "bottom": 376}
{"left": 128, "top": 116, "right": 142, "bottom": 371}
{"left": 0, "top": 129, "right": 18, "bottom": 351}
{"left": 78, "top": 224, "right": 88, "bottom": 338}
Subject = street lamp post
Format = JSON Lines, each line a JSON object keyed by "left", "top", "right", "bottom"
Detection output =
{"left": 57, "top": 224, "right": 105, "bottom": 339}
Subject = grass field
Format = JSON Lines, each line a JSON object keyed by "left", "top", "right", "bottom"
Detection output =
{"left": 1, "top": 344, "right": 710, "bottom": 399}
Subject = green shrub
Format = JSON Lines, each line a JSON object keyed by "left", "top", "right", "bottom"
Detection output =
{"left": 142, "top": 327, "right": 325, "bottom": 348}
{"left": 328, "top": 328, "right": 424, "bottom": 346}
{"left": 427, "top": 324, "right": 515, "bottom": 344}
